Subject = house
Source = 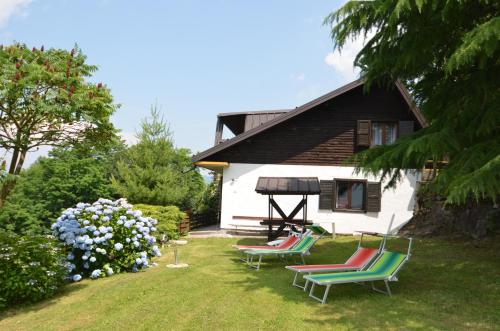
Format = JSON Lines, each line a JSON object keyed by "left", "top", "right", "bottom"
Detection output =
{"left": 192, "top": 78, "right": 426, "bottom": 234}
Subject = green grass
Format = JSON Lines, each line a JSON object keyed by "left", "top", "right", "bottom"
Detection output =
{"left": 1, "top": 236, "right": 499, "bottom": 330}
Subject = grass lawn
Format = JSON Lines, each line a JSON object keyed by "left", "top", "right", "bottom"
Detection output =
{"left": 1, "top": 235, "right": 499, "bottom": 330}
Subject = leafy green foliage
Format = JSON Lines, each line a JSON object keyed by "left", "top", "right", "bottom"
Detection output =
{"left": 325, "top": 0, "right": 499, "bottom": 204}
{"left": 0, "top": 44, "right": 118, "bottom": 177}
{"left": 0, "top": 147, "right": 119, "bottom": 234}
{"left": 0, "top": 230, "right": 66, "bottom": 309}
{"left": 134, "top": 204, "right": 185, "bottom": 239}
{"left": 111, "top": 106, "right": 205, "bottom": 209}
{"left": 195, "top": 172, "right": 220, "bottom": 219}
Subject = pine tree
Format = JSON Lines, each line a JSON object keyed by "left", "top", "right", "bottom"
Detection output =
{"left": 325, "top": 0, "right": 499, "bottom": 204}
{"left": 111, "top": 105, "right": 205, "bottom": 209}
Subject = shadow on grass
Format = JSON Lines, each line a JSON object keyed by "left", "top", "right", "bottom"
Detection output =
{"left": 224, "top": 236, "right": 500, "bottom": 329}
{"left": 0, "top": 282, "right": 87, "bottom": 318}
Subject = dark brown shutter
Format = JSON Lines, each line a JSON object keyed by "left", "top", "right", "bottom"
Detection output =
{"left": 398, "top": 121, "right": 414, "bottom": 137}
{"left": 319, "top": 180, "right": 334, "bottom": 210}
{"left": 366, "top": 182, "right": 381, "bottom": 212}
{"left": 357, "top": 120, "right": 371, "bottom": 146}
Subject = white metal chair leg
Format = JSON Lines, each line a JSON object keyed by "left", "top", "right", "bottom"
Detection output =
{"left": 256, "top": 255, "right": 262, "bottom": 270}
{"left": 292, "top": 272, "right": 303, "bottom": 289}
{"left": 308, "top": 283, "right": 331, "bottom": 304}
{"left": 370, "top": 280, "right": 392, "bottom": 296}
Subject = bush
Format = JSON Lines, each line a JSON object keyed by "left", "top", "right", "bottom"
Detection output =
{"left": 52, "top": 198, "right": 161, "bottom": 281}
{"left": 134, "top": 204, "right": 185, "bottom": 240}
{"left": 0, "top": 230, "right": 66, "bottom": 309}
{"left": 0, "top": 148, "right": 118, "bottom": 235}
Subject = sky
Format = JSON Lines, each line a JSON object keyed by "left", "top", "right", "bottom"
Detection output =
{"left": 0, "top": 0, "right": 364, "bottom": 167}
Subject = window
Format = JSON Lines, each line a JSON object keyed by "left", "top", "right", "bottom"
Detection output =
{"left": 334, "top": 179, "right": 366, "bottom": 211}
{"left": 371, "top": 122, "right": 397, "bottom": 146}
{"left": 318, "top": 179, "right": 382, "bottom": 212}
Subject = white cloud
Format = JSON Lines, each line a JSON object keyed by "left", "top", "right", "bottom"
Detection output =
{"left": 119, "top": 131, "right": 139, "bottom": 146}
{"left": 324, "top": 33, "right": 373, "bottom": 81}
{"left": 295, "top": 73, "right": 305, "bottom": 81}
{"left": 0, "top": 0, "right": 32, "bottom": 27}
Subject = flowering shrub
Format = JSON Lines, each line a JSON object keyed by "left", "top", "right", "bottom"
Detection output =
{"left": 0, "top": 230, "right": 66, "bottom": 308}
{"left": 52, "top": 198, "right": 161, "bottom": 281}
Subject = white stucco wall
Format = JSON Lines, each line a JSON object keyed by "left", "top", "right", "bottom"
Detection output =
{"left": 220, "top": 163, "right": 419, "bottom": 234}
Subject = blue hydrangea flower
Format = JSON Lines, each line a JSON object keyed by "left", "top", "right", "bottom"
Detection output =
{"left": 72, "top": 274, "right": 82, "bottom": 282}
{"left": 89, "top": 256, "right": 96, "bottom": 263}
{"left": 90, "top": 269, "right": 102, "bottom": 279}
{"left": 114, "top": 243, "right": 123, "bottom": 251}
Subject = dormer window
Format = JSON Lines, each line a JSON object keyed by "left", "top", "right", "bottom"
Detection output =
{"left": 371, "top": 122, "right": 397, "bottom": 146}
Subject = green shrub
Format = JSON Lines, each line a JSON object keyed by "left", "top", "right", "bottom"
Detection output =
{"left": 0, "top": 148, "right": 118, "bottom": 235}
{"left": 0, "top": 230, "right": 66, "bottom": 309}
{"left": 134, "top": 204, "right": 185, "bottom": 239}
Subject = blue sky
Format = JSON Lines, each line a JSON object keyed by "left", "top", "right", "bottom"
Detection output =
{"left": 0, "top": 0, "right": 362, "bottom": 166}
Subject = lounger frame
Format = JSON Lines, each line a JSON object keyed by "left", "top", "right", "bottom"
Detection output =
{"left": 244, "top": 236, "right": 318, "bottom": 270}
{"left": 307, "top": 237, "right": 413, "bottom": 304}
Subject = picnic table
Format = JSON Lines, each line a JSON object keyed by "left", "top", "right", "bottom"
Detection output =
{"left": 255, "top": 177, "right": 320, "bottom": 241}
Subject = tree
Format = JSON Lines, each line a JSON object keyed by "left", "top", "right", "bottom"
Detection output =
{"left": 111, "top": 106, "right": 205, "bottom": 209}
{"left": 0, "top": 145, "right": 122, "bottom": 234}
{"left": 325, "top": 1, "right": 499, "bottom": 204}
{"left": 0, "top": 43, "right": 118, "bottom": 201}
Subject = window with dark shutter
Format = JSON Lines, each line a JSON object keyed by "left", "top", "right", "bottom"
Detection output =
{"left": 366, "top": 182, "right": 382, "bottom": 212}
{"left": 333, "top": 179, "right": 366, "bottom": 211}
{"left": 398, "top": 121, "right": 414, "bottom": 137}
{"left": 357, "top": 120, "right": 371, "bottom": 146}
{"left": 318, "top": 180, "right": 334, "bottom": 210}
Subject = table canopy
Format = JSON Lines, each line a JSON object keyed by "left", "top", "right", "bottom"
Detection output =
{"left": 255, "top": 177, "right": 321, "bottom": 195}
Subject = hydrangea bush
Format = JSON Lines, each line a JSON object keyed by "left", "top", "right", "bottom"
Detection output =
{"left": 0, "top": 230, "right": 66, "bottom": 308}
{"left": 52, "top": 198, "right": 161, "bottom": 281}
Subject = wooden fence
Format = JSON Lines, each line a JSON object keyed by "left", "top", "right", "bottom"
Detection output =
{"left": 178, "top": 212, "right": 217, "bottom": 234}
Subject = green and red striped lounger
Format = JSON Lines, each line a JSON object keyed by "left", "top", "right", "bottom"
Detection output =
{"left": 304, "top": 249, "right": 410, "bottom": 304}
{"left": 244, "top": 236, "right": 317, "bottom": 270}
{"left": 285, "top": 247, "right": 378, "bottom": 290}
{"left": 233, "top": 235, "right": 300, "bottom": 251}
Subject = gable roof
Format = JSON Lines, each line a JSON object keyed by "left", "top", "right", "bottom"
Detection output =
{"left": 192, "top": 78, "right": 426, "bottom": 163}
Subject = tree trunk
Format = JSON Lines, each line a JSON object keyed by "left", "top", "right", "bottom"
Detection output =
{"left": 0, "top": 147, "right": 23, "bottom": 206}
{"left": 13, "top": 149, "right": 27, "bottom": 175}
{"left": 8, "top": 146, "right": 19, "bottom": 174}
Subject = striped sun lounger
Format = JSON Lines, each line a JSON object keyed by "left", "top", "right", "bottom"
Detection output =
{"left": 285, "top": 230, "right": 387, "bottom": 290}
{"left": 233, "top": 235, "right": 300, "bottom": 251}
{"left": 244, "top": 235, "right": 317, "bottom": 270}
{"left": 304, "top": 239, "right": 412, "bottom": 304}
{"left": 285, "top": 247, "right": 379, "bottom": 290}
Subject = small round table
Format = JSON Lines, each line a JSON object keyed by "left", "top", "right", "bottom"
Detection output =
{"left": 166, "top": 240, "right": 189, "bottom": 268}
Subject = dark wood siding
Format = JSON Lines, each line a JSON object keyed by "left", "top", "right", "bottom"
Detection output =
{"left": 398, "top": 120, "right": 414, "bottom": 137}
{"left": 205, "top": 85, "right": 422, "bottom": 166}
{"left": 244, "top": 113, "right": 285, "bottom": 132}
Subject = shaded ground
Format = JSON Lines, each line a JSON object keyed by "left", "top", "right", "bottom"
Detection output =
{"left": 1, "top": 236, "right": 499, "bottom": 330}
